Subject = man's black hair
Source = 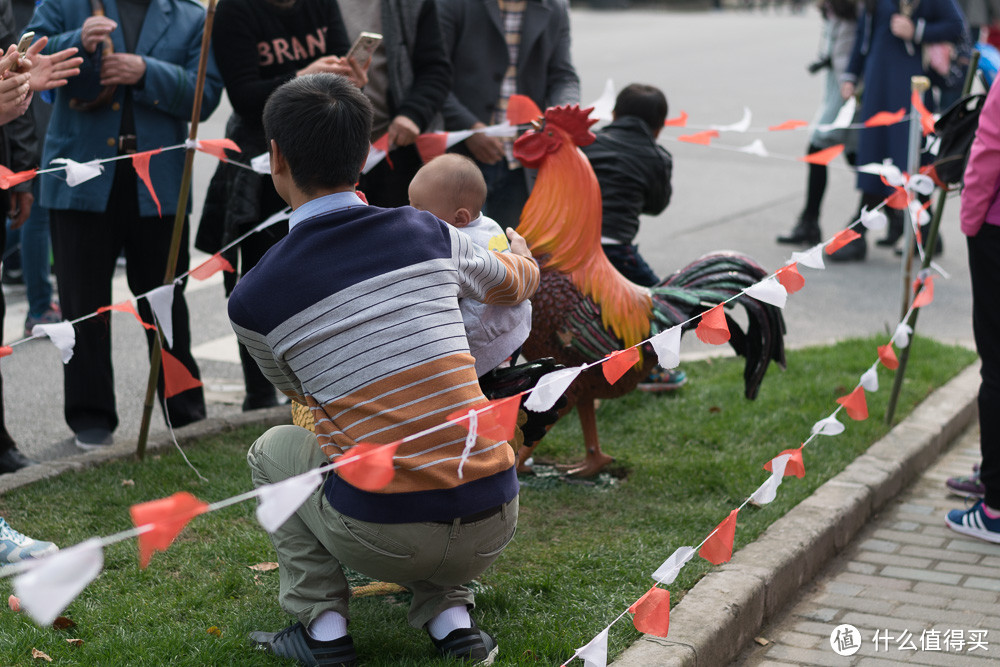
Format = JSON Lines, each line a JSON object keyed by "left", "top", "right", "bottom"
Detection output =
{"left": 263, "top": 73, "right": 373, "bottom": 194}
{"left": 613, "top": 83, "right": 668, "bottom": 134}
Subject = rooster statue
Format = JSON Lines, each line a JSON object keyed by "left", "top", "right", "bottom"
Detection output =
{"left": 510, "top": 98, "right": 786, "bottom": 476}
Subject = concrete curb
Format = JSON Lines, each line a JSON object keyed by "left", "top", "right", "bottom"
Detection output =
{"left": 0, "top": 405, "right": 291, "bottom": 495}
{"left": 612, "top": 362, "right": 981, "bottom": 667}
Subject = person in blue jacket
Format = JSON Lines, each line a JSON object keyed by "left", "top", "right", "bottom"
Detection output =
{"left": 832, "top": 0, "right": 964, "bottom": 261}
{"left": 26, "top": 0, "right": 223, "bottom": 449}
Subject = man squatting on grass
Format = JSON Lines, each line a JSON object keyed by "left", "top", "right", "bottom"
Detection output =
{"left": 228, "top": 73, "right": 539, "bottom": 666}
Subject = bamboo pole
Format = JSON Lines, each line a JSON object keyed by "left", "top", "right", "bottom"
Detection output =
{"left": 136, "top": 0, "right": 217, "bottom": 459}
{"left": 885, "top": 53, "right": 980, "bottom": 425}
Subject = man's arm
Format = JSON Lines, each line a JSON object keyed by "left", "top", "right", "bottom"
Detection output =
{"left": 392, "top": 0, "right": 451, "bottom": 134}
{"left": 642, "top": 147, "right": 672, "bottom": 216}
{"left": 229, "top": 296, "right": 307, "bottom": 404}
{"left": 543, "top": 0, "right": 579, "bottom": 108}
{"left": 435, "top": 0, "right": 483, "bottom": 130}
{"left": 452, "top": 225, "right": 539, "bottom": 306}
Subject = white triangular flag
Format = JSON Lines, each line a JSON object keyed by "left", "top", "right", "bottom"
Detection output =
{"left": 908, "top": 199, "right": 929, "bottom": 227}
{"left": 256, "top": 469, "right": 323, "bottom": 533}
{"left": 456, "top": 409, "right": 478, "bottom": 480}
{"left": 745, "top": 277, "right": 787, "bottom": 308}
{"left": 651, "top": 546, "right": 695, "bottom": 584}
{"left": 252, "top": 207, "right": 293, "bottom": 234}
{"left": 589, "top": 78, "right": 616, "bottom": 122}
{"left": 577, "top": 627, "right": 609, "bottom": 667}
{"left": 250, "top": 152, "right": 271, "bottom": 175}
{"left": 860, "top": 366, "right": 879, "bottom": 393}
{"left": 524, "top": 366, "right": 582, "bottom": 412}
{"left": 362, "top": 145, "right": 387, "bottom": 175}
{"left": 907, "top": 173, "right": 935, "bottom": 196}
{"left": 51, "top": 158, "right": 104, "bottom": 187}
{"left": 445, "top": 130, "right": 475, "bottom": 148}
{"left": 481, "top": 121, "right": 518, "bottom": 137}
{"left": 817, "top": 96, "right": 856, "bottom": 132}
{"left": 146, "top": 285, "right": 175, "bottom": 350}
{"left": 736, "top": 139, "right": 769, "bottom": 157}
{"left": 893, "top": 323, "right": 913, "bottom": 348}
{"left": 33, "top": 321, "right": 75, "bottom": 363}
{"left": 14, "top": 538, "right": 102, "bottom": 627}
{"left": 711, "top": 106, "right": 752, "bottom": 132}
{"left": 649, "top": 326, "right": 681, "bottom": 369}
{"left": 812, "top": 414, "right": 845, "bottom": 436}
{"left": 751, "top": 454, "right": 790, "bottom": 505}
{"left": 856, "top": 159, "right": 903, "bottom": 186}
{"left": 791, "top": 245, "right": 825, "bottom": 270}
{"left": 860, "top": 206, "right": 887, "bottom": 232}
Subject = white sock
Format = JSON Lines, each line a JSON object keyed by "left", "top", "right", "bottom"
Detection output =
{"left": 427, "top": 605, "right": 472, "bottom": 640}
{"left": 307, "top": 610, "right": 348, "bottom": 642}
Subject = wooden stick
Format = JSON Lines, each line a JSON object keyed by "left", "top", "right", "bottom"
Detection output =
{"left": 136, "top": 0, "right": 217, "bottom": 459}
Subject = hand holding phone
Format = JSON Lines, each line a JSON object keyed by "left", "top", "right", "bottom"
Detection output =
{"left": 345, "top": 31, "right": 381, "bottom": 69}
{"left": 9, "top": 32, "right": 34, "bottom": 73}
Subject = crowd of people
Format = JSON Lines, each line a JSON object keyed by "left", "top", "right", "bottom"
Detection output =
{"left": 0, "top": 0, "right": 997, "bottom": 663}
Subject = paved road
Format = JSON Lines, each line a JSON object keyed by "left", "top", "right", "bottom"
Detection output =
{"left": 0, "top": 8, "right": 975, "bottom": 462}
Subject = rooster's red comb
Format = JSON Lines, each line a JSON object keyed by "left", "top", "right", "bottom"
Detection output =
{"left": 543, "top": 105, "right": 598, "bottom": 147}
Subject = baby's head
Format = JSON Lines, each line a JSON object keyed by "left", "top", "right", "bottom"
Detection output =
{"left": 408, "top": 154, "right": 487, "bottom": 228}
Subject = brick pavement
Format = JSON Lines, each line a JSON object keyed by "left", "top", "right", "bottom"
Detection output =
{"left": 735, "top": 423, "right": 1000, "bottom": 666}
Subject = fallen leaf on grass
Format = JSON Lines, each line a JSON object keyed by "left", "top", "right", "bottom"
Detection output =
{"left": 248, "top": 562, "right": 278, "bottom": 572}
{"left": 31, "top": 648, "right": 52, "bottom": 662}
{"left": 121, "top": 479, "right": 135, "bottom": 487}
{"left": 708, "top": 406, "right": 722, "bottom": 413}
{"left": 754, "top": 637, "right": 770, "bottom": 646}
{"left": 8, "top": 594, "right": 20, "bottom": 612}
{"left": 52, "top": 616, "right": 76, "bottom": 630}
{"left": 65, "top": 638, "right": 83, "bottom": 647}
{"left": 207, "top": 626, "right": 222, "bottom": 637}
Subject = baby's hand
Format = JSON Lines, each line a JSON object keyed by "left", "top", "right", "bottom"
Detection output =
{"left": 506, "top": 227, "right": 531, "bottom": 258}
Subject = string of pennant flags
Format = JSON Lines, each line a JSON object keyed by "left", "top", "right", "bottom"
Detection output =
{"left": 0, "top": 82, "right": 950, "bottom": 664}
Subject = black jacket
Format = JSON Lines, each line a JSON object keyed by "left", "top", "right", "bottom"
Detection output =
{"left": 582, "top": 115, "right": 672, "bottom": 246}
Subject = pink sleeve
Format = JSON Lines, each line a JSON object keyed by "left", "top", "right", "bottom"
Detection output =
{"left": 961, "top": 85, "right": 1000, "bottom": 237}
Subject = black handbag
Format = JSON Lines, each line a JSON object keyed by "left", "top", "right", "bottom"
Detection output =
{"left": 931, "top": 92, "right": 987, "bottom": 188}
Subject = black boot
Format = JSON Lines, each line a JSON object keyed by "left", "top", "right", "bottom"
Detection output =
{"left": 876, "top": 209, "right": 904, "bottom": 247}
{"left": 777, "top": 213, "right": 821, "bottom": 245}
{"left": 829, "top": 226, "right": 867, "bottom": 262}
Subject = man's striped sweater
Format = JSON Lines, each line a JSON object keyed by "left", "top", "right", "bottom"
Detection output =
{"left": 229, "top": 193, "right": 539, "bottom": 523}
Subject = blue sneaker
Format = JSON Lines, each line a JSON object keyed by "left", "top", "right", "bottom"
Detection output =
{"left": 945, "top": 500, "right": 1000, "bottom": 543}
{"left": 0, "top": 517, "right": 58, "bottom": 564}
{"left": 638, "top": 367, "right": 687, "bottom": 393}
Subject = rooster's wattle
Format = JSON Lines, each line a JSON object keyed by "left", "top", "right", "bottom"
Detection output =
{"left": 511, "top": 99, "right": 787, "bottom": 476}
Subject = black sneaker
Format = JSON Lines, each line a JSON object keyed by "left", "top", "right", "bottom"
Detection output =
{"left": 0, "top": 448, "right": 38, "bottom": 474}
{"left": 430, "top": 620, "right": 499, "bottom": 665}
{"left": 250, "top": 622, "right": 357, "bottom": 666}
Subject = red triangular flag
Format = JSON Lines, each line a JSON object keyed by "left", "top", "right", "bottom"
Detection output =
{"left": 629, "top": 587, "right": 670, "bottom": 638}
{"left": 446, "top": 396, "right": 521, "bottom": 442}
{"left": 878, "top": 343, "right": 899, "bottom": 370}
{"left": 912, "top": 90, "right": 935, "bottom": 136}
{"left": 825, "top": 228, "right": 861, "bottom": 254}
{"left": 664, "top": 111, "right": 688, "bottom": 127}
{"left": 800, "top": 144, "right": 844, "bottom": 166}
{"left": 336, "top": 442, "right": 399, "bottom": 491}
{"left": 506, "top": 94, "right": 543, "bottom": 125}
{"left": 131, "top": 149, "right": 163, "bottom": 217}
{"left": 161, "top": 348, "right": 203, "bottom": 398}
{"left": 415, "top": 133, "right": 448, "bottom": 164}
{"left": 921, "top": 163, "right": 947, "bottom": 190}
{"left": 884, "top": 185, "right": 910, "bottom": 210}
{"left": 130, "top": 491, "right": 209, "bottom": 568}
{"left": 189, "top": 253, "right": 235, "bottom": 281}
{"left": 603, "top": 347, "right": 641, "bottom": 385}
{"left": 775, "top": 263, "right": 805, "bottom": 294}
{"left": 865, "top": 108, "right": 906, "bottom": 127}
{"left": 699, "top": 508, "right": 739, "bottom": 565}
{"left": 97, "top": 300, "right": 158, "bottom": 331}
{"left": 194, "top": 138, "right": 240, "bottom": 163}
{"left": 837, "top": 385, "right": 869, "bottom": 421}
{"left": 371, "top": 134, "right": 394, "bottom": 169}
{"left": 763, "top": 446, "right": 805, "bottom": 478}
{"left": 0, "top": 165, "right": 37, "bottom": 189}
{"left": 768, "top": 119, "right": 808, "bottom": 131}
{"left": 678, "top": 130, "right": 719, "bottom": 146}
{"left": 695, "top": 304, "right": 730, "bottom": 345}
{"left": 912, "top": 275, "right": 935, "bottom": 308}
{"left": 0, "top": 346, "right": 11, "bottom": 357}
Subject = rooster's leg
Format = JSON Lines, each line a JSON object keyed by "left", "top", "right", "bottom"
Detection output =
{"left": 565, "top": 399, "right": 614, "bottom": 477}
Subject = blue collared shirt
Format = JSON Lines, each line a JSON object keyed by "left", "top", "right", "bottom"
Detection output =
{"left": 288, "top": 191, "right": 367, "bottom": 231}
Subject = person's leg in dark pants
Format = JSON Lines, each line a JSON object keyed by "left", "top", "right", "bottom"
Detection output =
{"left": 777, "top": 143, "right": 826, "bottom": 246}
{"left": 357, "top": 145, "right": 423, "bottom": 208}
{"left": 116, "top": 162, "right": 206, "bottom": 427}
{"left": 968, "top": 225, "right": 1000, "bottom": 508}
{"left": 602, "top": 243, "right": 660, "bottom": 287}
{"left": 49, "top": 207, "right": 121, "bottom": 438}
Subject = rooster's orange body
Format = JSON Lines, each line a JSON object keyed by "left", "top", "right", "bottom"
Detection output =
{"left": 512, "top": 101, "right": 786, "bottom": 475}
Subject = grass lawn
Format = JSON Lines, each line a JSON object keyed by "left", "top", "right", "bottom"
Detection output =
{"left": 0, "top": 336, "right": 978, "bottom": 666}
